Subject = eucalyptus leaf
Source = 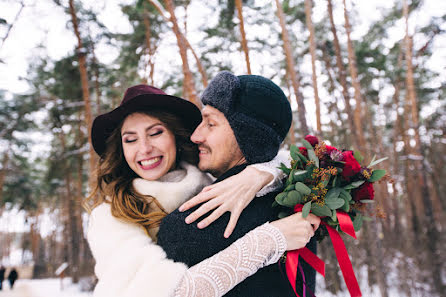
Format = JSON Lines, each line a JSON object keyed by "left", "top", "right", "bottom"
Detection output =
{"left": 368, "top": 169, "right": 386, "bottom": 182}
{"left": 275, "top": 192, "right": 287, "bottom": 206}
{"left": 339, "top": 189, "right": 352, "bottom": 201}
{"left": 359, "top": 199, "right": 375, "bottom": 204}
{"left": 302, "top": 140, "right": 319, "bottom": 167}
{"left": 272, "top": 201, "right": 278, "bottom": 207}
{"left": 285, "top": 184, "right": 295, "bottom": 192}
{"left": 353, "top": 214, "right": 363, "bottom": 231}
{"left": 331, "top": 209, "right": 338, "bottom": 222}
{"left": 325, "top": 198, "right": 345, "bottom": 210}
{"left": 302, "top": 201, "right": 312, "bottom": 218}
{"left": 302, "top": 139, "right": 313, "bottom": 150}
{"left": 325, "top": 187, "right": 341, "bottom": 200}
{"left": 344, "top": 180, "right": 365, "bottom": 190}
{"left": 296, "top": 152, "right": 308, "bottom": 164}
{"left": 354, "top": 150, "right": 364, "bottom": 163}
{"left": 290, "top": 145, "right": 299, "bottom": 161}
{"left": 341, "top": 200, "right": 350, "bottom": 212}
{"left": 295, "top": 182, "right": 312, "bottom": 195}
{"left": 368, "top": 157, "right": 388, "bottom": 168}
{"left": 286, "top": 190, "right": 303, "bottom": 206}
{"left": 311, "top": 203, "right": 332, "bottom": 217}
{"left": 279, "top": 162, "right": 291, "bottom": 175}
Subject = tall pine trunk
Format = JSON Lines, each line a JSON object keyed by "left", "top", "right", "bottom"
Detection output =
{"left": 148, "top": 0, "right": 207, "bottom": 100}
{"left": 143, "top": 12, "right": 156, "bottom": 85}
{"left": 68, "top": 0, "right": 96, "bottom": 189}
{"left": 163, "top": 0, "right": 198, "bottom": 104}
{"left": 274, "top": 0, "right": 309, "bottom": 135}
{"left": 58, "top": 131, "right": 80, "bottom": 283}
{"left": 304, "top": 0, "right": 321, "bottom": 134}
{"left": 235, "top": 0, "right": 251, "bottom": 74}
{"left": 342, "top": 0, "right": 366, "bottom": 153}
{"left": 0, "top": 152, "right": 9, "bottom": 203}
{"left": 327, "top": 0, "right": 356, "bottom": 143}
{"left": 403, "top": 1, "right": 444, "bottom": 294}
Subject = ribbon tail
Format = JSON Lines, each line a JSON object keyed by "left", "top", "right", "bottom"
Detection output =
{"left": 337, "top": 211, "right": 357, "bottom": 239}
{"left": 299, "top": 247, "right": 325, "bottom": 277}
{"left": 325, "top": 223, "right": 362, "bottom": 297}
{"left": 285, "top": 250, "right": 301, "bottom": 297}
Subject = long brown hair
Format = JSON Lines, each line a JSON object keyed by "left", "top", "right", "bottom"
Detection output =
{"left": 84, "top": 110, "right": 198, "bottom": 236}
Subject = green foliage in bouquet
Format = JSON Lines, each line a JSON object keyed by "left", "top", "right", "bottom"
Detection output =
{"left": 273, "top": 135, "right": 388, "bottom": 240}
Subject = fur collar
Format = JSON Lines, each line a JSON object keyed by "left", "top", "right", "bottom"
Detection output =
{"left": 132, "top": 162, "right": 212, "bottom": 213}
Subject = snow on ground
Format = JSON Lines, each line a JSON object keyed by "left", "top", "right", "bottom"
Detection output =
{"left": 0, "top": 278, "right": 92, "bottom": 297}
{"left": 0, "top": 275, "right": 418, "bottom": 297}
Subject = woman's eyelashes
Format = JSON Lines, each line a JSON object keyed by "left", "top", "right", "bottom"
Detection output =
{"left": 149, "top": 129, "right": 163, "bottom": 137}
{"left": 123, "top": 129, "right": 163, "bottom": 143}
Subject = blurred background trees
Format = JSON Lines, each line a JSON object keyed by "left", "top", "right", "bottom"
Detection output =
{"left": 0, "top": 0, "right": 444, "bottom": 296}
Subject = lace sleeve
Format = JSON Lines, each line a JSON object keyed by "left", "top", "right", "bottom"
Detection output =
{"left": 173, "top": 223, "right": 287, "bottom": 297}
{"left": 249, "top": 149, "right": 291, "bottom": 197}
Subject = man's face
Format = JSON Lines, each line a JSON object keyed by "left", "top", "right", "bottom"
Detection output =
{"left": 191, "top": 106, "right": 246, "bottom": 177}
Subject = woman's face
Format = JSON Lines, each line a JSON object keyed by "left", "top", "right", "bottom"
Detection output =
{"left": 121, "top": 112, "right": 177, "bottom": 181}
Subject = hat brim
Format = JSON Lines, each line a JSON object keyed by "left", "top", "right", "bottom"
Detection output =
{"left": 92, "top": 93, "right": 202, "bottom": 156}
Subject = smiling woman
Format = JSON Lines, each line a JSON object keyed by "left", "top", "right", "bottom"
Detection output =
{"left": 121, "top": 113, "right": 179, "bottom": 181}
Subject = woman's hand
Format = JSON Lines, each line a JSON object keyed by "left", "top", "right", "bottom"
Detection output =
{"left": 271, "top": 212, "right": 320, "bottom": 250}
{"left": 179, "top": 167, "right": 273, "bottom": 238}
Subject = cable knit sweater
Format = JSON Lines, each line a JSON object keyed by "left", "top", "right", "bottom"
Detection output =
{"left": 87, "top": 162, "right": 288, "bottom": 297}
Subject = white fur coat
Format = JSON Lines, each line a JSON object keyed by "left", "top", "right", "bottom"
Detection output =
{"left": 87, "top": 163, "right": 212, "bottom": 297}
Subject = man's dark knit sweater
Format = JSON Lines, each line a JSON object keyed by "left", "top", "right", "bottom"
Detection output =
{"left": 157, "top": 164, "right": 316, "bottom": 296}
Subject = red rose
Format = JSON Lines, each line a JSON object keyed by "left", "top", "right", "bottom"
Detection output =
{"left": 299, "top": 147, "right": 308, "bottom": 157}
{"left": 341, "top": 151, "right": 361, "bottom": 179}
{"left": 326, "top": 145, "right": 338, "bottom": 154}
{"left": 304, "top": 135, "right": 319, "bottom": 147}
{"left": 352, "top": 182, "right": 375, "bottom": 201}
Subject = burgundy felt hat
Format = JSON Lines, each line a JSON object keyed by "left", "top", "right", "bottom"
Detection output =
{"left": 91, "top": 84, "right": 202, "bottom": 156}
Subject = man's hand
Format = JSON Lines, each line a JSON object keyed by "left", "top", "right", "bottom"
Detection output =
{"left": 179, "top": 167, "right": 273, "bottom": 238}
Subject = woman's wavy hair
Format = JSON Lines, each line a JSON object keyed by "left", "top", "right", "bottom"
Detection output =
{"left": 84, "top": 110, "right": 199, "bottom": 236}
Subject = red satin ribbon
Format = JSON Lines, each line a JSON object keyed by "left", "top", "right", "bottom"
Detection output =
{"left": 285, "top": 247, "right": 325, "bottom": 296}
{"left": 286, "top": 204, "right": 362, "bottom": 297}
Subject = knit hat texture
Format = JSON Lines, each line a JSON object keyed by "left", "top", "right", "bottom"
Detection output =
{"left": 201, "top": 71, "right": 292, "bottom": 163}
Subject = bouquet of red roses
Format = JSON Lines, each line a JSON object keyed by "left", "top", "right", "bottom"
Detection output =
{"left": 274, "top": 135, "right": 387, "bottom": 297}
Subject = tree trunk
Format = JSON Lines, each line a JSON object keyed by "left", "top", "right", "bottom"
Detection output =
{"left": 89, "top": 35, "right": 101, "bottom": 116}
{"left": 342, "top": 0, "right": 366, "bottom": 153}
{"left": 0, "top": 152, "right": 9, "bottom": 203}
{"left": 143, "top": 12, "right": 156, "bottom": 85}
{"left": 403, "top": 4, "right": 444, "bottom": 294}
{"left": 0, "top": 1, "right": 25, "bottom": 51}
{"left": 284, "top": 69, "right": 295, "bottom": 144}
{"left": 327, "top": 0, "right": 356, "bottom": 140}
{"left": 305, "top": 0, "right": 321, "bottom": 134}
{"left": 274, "top": 0, "right": 309, "bottom": 135}
{"left": 235, "top": 0, "right": 251, "bottom": 74}
{"left": 58, "top": 131, "right": 80, "bottom": 283}
{"left": 68, "top": 0, "right": 96, "bottom": 189}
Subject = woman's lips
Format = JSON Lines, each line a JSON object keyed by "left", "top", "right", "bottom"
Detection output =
{"left": 138, "top": 156, "right": 162, "bottom": 170}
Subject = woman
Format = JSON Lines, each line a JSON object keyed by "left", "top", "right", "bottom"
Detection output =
{"left": 86, "top": 84, "right": 320, "bottom": 297}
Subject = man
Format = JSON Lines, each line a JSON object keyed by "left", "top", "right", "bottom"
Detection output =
{"left": 157, "top": 71, "right": 316, "bottom": 296}
{"left": 0, "top": 265, "right": 5, "bottom": 290}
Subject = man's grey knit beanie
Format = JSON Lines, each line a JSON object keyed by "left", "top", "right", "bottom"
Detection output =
{"left": 201, "top": 71, "right": 292, "bottom": 163}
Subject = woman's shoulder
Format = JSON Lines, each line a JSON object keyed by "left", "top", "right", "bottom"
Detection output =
{"left": 89, "top": 202, "right": 148, "bottom": 238}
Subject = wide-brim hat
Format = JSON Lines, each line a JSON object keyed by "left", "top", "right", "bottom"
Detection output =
{"left": 91, "top": 84, "right": 202, "bottom": 157}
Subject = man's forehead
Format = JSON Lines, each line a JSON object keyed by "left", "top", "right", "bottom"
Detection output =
{"left": 201, "top": 105, "right": 225, "bottom": 119}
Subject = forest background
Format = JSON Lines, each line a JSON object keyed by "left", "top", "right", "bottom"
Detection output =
{"left": 0, "top": 0, "right": 445, "bottom": 296}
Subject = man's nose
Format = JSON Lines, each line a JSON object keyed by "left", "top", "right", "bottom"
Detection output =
{"left": 191, "top": 125, "right": 204, "bottom": 144}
